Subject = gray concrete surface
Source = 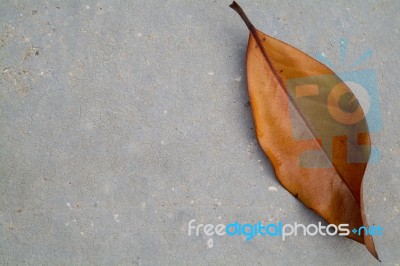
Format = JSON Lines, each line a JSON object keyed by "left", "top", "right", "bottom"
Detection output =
{"left": 0, "top": 0, "right": 399, "bottom": 265}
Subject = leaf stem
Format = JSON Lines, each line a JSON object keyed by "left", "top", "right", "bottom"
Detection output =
{"left": 229, "top": 1, "right": 255, "bottom": 33}
{"left": 230, "top": 1, "right": 284, "bottom": 89}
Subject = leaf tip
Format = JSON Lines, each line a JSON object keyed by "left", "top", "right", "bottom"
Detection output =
{"left": 373, "top": 252, "right": 381, "bottom": 262}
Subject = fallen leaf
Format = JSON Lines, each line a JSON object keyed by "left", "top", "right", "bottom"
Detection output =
{"left": 230, "top": 1, "right": 379, "bottom": 260}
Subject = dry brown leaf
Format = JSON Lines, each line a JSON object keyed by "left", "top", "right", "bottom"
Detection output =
{"left": 230, "top": 1, "right": 379, "bottom": 260}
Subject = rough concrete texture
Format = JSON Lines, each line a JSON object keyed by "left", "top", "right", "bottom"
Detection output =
{"left": 0, "top": 0, "right": 399, "bottom": 265}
